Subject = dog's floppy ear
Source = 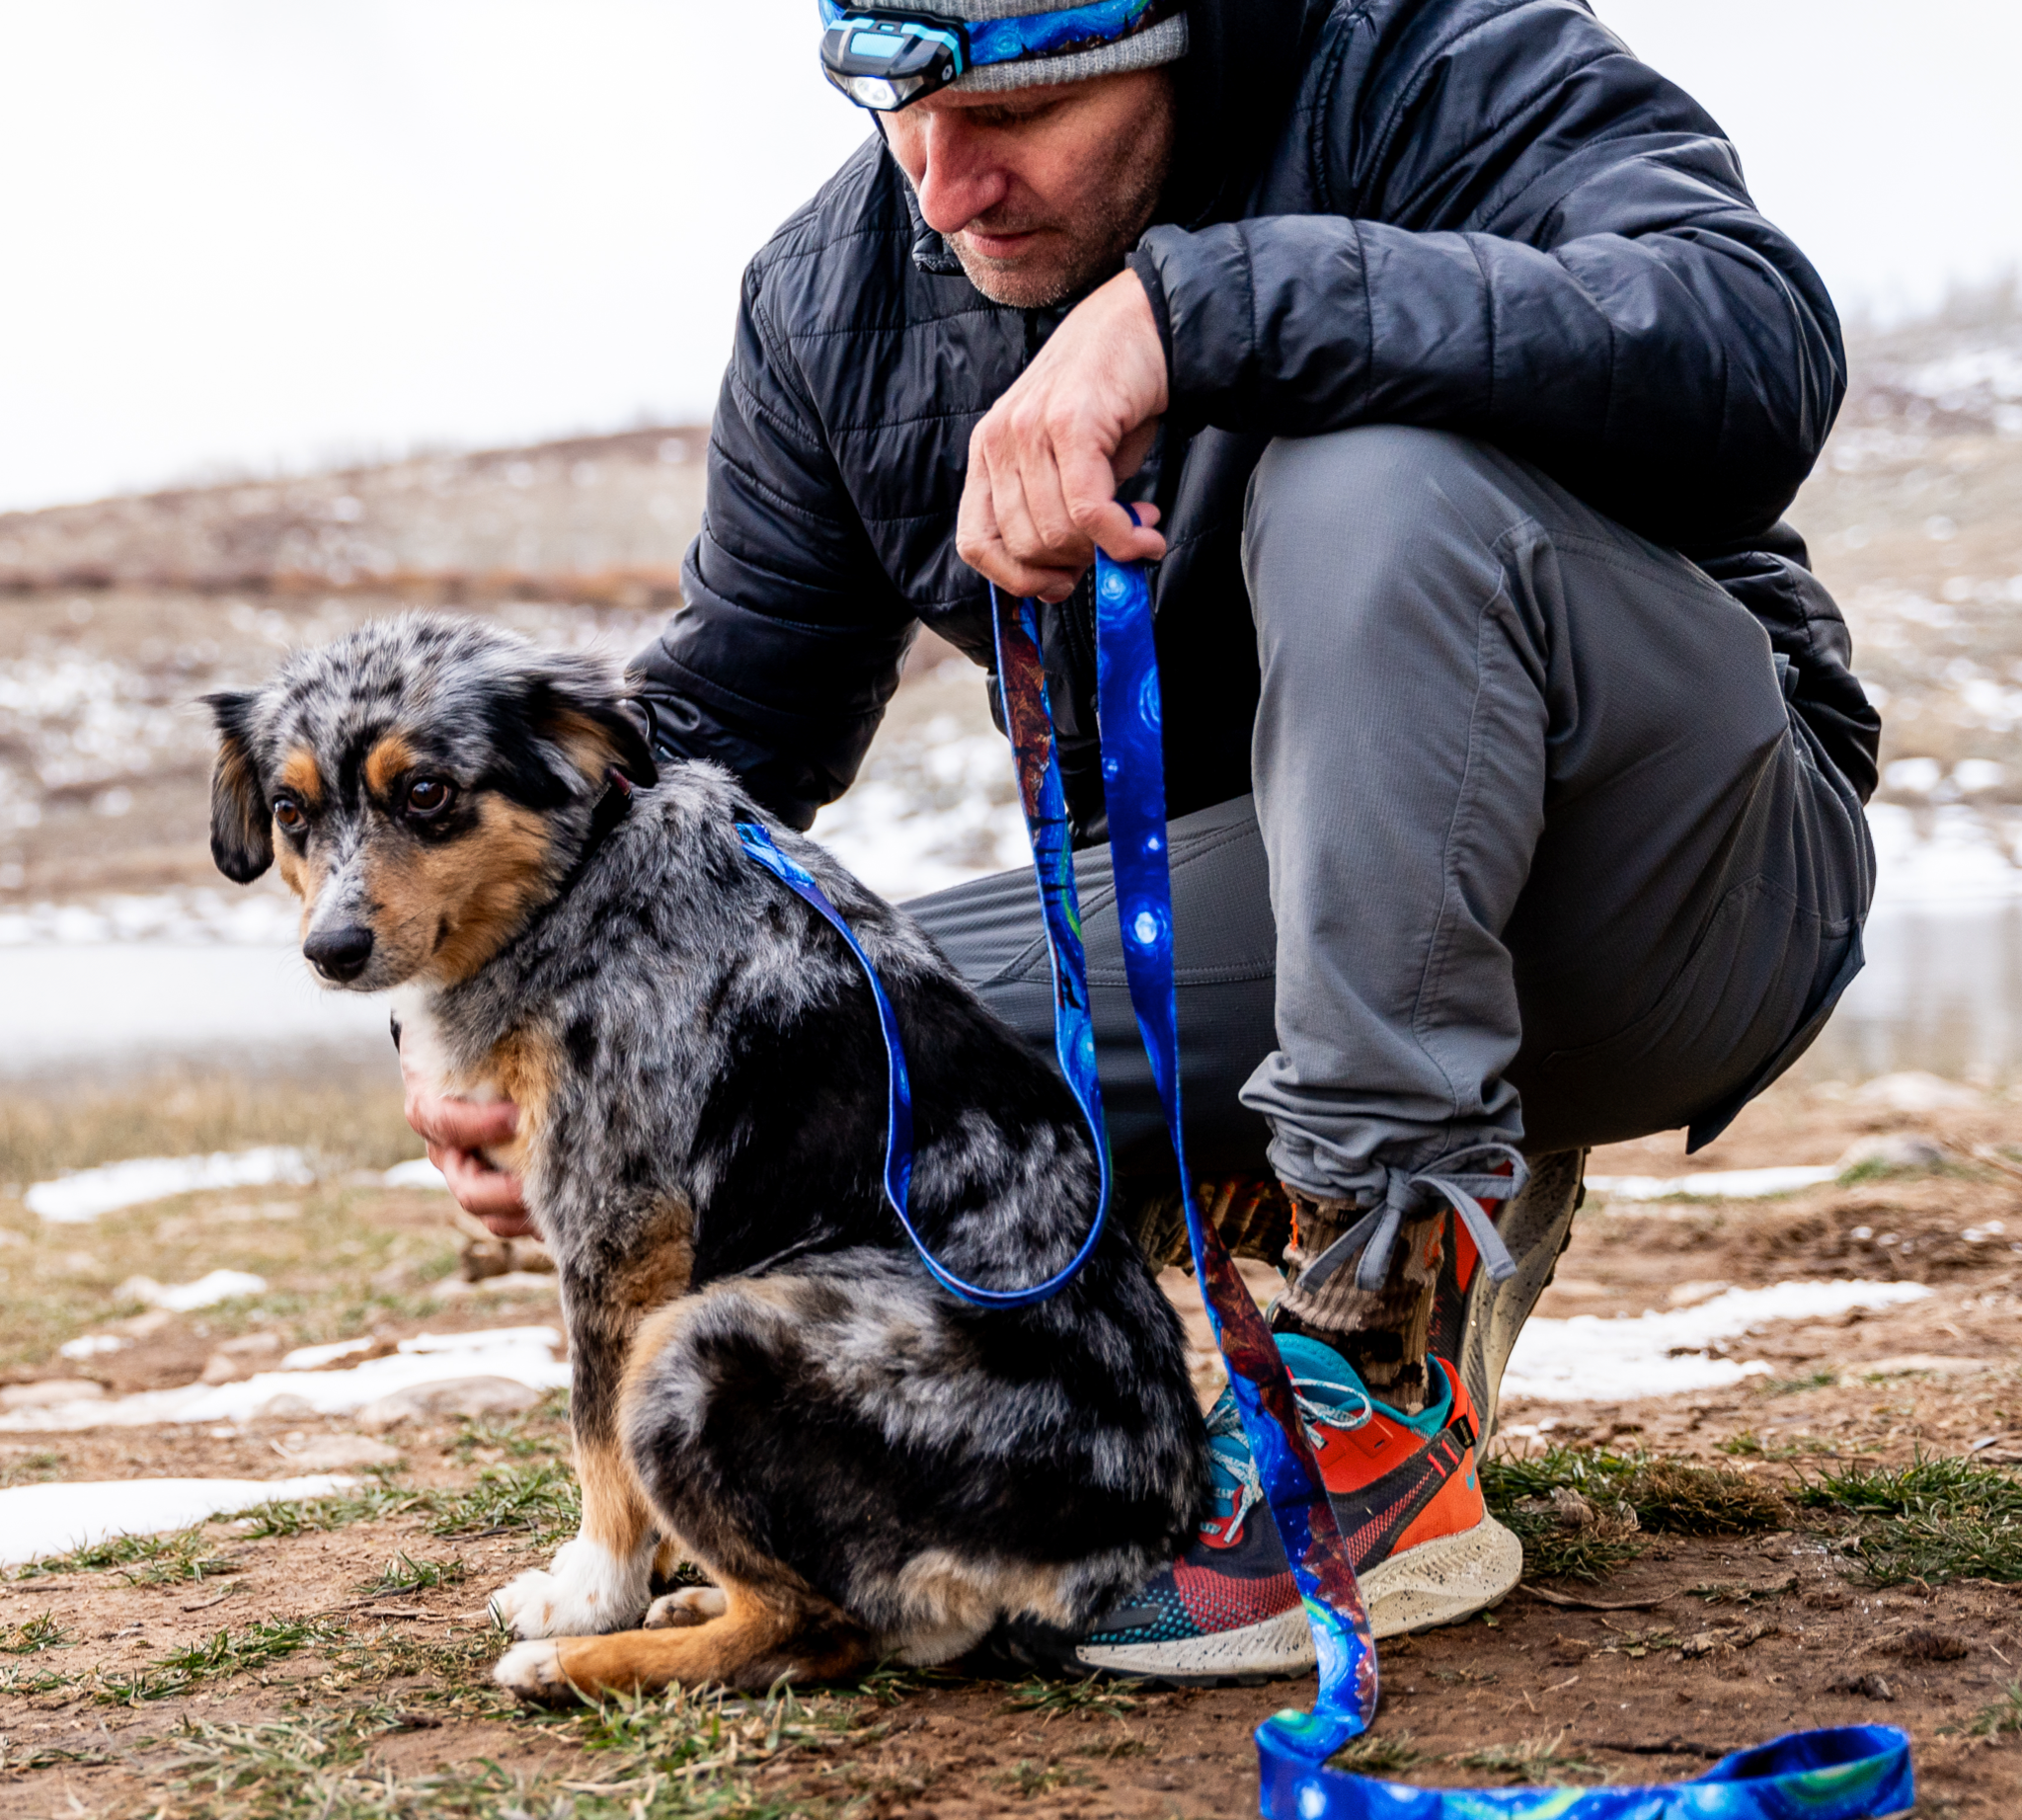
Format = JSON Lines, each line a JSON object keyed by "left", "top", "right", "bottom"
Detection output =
{"left": 203, "top": 690, "right": 273, "bottom": 883}
{"left": 530, "top": 661, "right": 660, "bottom": 793}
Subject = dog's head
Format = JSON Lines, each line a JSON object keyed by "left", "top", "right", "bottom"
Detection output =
{"left": 205, "top": 614, "right": 657, "bottom": 991}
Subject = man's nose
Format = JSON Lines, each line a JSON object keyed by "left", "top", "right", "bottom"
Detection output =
{"left": 912, "top": 117, "right": 1010, "bottom": 237}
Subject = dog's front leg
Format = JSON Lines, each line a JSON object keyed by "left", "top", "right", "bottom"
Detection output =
{"left": 491, "top": 1307, "right": 658, "bottom": 1639}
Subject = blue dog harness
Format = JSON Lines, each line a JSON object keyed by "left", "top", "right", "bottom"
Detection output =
{"left": 732, "top": 548, "right": 1914, "bottom": 1818}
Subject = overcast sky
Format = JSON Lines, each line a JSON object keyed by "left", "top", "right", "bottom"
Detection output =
{"left": 0, "top": 0, "right": 2016, "bottom": 513}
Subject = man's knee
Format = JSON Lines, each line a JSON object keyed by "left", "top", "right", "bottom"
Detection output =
{"left": 1242, "top": 426, "right": 1527, "bottom": 639}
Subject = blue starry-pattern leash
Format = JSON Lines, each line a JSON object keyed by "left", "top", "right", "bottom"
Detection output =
{"left": 733, "top": 545, "right": 1914, "bottom": 1819}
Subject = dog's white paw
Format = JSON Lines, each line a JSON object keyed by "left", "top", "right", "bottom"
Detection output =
{"left": 494, "top": 1638, "right": 574, "bottom": 1704}
{"left": 643, "top": 1585, "right": 728, "bottom": 1629}
{"left": 489, "top": 1538, "right": 650, "bottom": 1639}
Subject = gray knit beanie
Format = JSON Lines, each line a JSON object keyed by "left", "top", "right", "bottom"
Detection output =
{"left": 849, "top": 0, "right": 1189, "bottom": 98}
{"left": 939, "top": 0, "right": 1188, "bottom": 93}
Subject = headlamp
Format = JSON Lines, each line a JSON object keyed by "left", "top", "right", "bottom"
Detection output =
{"left": 817, "top": 0, "right": 1181, "bottom": 112}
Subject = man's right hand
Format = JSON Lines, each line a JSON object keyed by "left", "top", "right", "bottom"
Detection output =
{"left": 401, "top": 1075, "right": 532, "bottom": 1238}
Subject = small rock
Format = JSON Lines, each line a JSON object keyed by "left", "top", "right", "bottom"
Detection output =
{"left": 254, "top": 1393, "right": 319, "bottom": 1421}
{"left": 272, "top": 1433, "right": 405, "bottom": 1469}
{"left": 1665, "top": 1281, "right": 1731, "bottom": 1308}
{"left": 1849, "top": 1072, "right": 1978, "bottom": 1113}
{"left": 1828, "top": 1672, "right": 1897, "bottom": 1701}
{"left": 110, "top": 1309, "right": 177, "bottom": 1339}
{"left": 0, "top": 1379, "right": 107, "bottom": 1410}
{"left": 199, "top": 1333, "right": 284, "bottom": 1385}
{"left": 1836, "top": 1134, "right": 1946, "bottom": 1171}
{"left": 1550, "top": 1486, "right": 1597, "bottom": 1531}
{"left": 433, "top": 1271, "right": 559, "bottom": 1301}
{"left": 354, "top": 1375, "right": 541, "bottom": 1433}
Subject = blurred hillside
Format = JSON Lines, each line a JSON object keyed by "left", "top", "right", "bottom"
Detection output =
{"left": 0, "top": 291, "right": 2018, "bottom": 920}
{"left": 0, "top": 428, "right": 706, "bottom": 606}
{"left": 1796, "top": 281, "right": 2022, "bottom": 813}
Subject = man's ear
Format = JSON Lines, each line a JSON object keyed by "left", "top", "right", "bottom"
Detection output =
{"left": 202, "top": 690, "right": 273, "bottom": 883}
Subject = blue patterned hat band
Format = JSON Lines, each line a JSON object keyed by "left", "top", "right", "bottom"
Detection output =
{"left": 818, "top": 0, "right": 1187, "bottom": 112}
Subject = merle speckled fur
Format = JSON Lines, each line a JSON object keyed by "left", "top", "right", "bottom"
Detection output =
{"left": 205, "top": 613, "right": 1206, "bottom": 1682}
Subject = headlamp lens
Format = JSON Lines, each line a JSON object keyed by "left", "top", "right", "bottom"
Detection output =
{"left": 818, "top": 11, "right": 966, "bottom": 111}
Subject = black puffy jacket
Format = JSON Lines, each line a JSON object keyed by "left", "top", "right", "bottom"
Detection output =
{"left": 635, "top": 0, "right": 1880, "bottom": 838}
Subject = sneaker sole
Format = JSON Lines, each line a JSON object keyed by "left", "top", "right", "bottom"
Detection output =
{"left": 1069, "top": 1514, "right": 1523, "bottom": 1685}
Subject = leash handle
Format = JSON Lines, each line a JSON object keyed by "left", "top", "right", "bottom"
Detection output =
{"left": 1259, "top": 1722, "right": 1915, "bottom": 1819}
{"left": 734, "top": 822, "right": 1112, "bottom": 1310}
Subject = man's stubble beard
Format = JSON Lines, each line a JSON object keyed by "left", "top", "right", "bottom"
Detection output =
{"left": 952, "top": 96, "right": 1175, "bottom": 311}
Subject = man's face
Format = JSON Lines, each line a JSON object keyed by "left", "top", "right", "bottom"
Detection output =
{"left": 882, "top": 69, "right": 1177, "bottom": 310}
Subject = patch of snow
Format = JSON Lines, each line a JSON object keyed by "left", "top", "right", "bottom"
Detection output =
{"left": 0, "top": 888, "right": 300, "bottom": 947}
{"left": 116, "top": 1269, "right": 269, "bottom": 1312}
{"left": 0, "top": 1325, "right": 569, "bottom": 1432}
{"left": 27, "top": 1147, "right": 314, "bottom": 1223}
{"left": 0, "top": 1475, "right": 357, "bottom": 1568}
{"left": 1503, "top": 1279, "right": 1934, "bottom": 1402}
{"left": 1586, "top": 1166, "right": 1840, "bottom": 1203}
{"left": 814, "top": 726, "right": 1028, "bottom": 903}
{"left": 381, "top": 1157, "right": 448, "bottom": 1190}
{"left": 56, "top": 1334, "right": 130, "bottom": 1360}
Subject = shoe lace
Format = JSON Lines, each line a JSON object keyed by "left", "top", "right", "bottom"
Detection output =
{"left": 1300, "top": 1142, "right": 1530, "bottom": 1297}
{"left": 1205, "top": 1370, "right": 1374, "bottom": 1539}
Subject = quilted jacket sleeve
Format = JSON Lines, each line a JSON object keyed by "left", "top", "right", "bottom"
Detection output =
{"left": 1133, "top": 0, "right": 1846, "bottom": 549}
{"left": 631, "top": 249, "right": 916, "bottom": 831}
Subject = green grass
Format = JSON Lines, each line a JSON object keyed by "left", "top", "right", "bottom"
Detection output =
{"left": 1717, "top": 1430, "right": 1836, "bottom": 1460}
{"left": 1454, "top": 1731, "right": 1608, "bottom": 1784}
{"left": 98, "top": 1618, "right": 349, "bottom": 1705}
{"left": 1483, "top": 1444, "right": 1787, "bottom": 1583}
{"left": 0, "top": 1065, "right": 417, "bottom": 1185}
{"left": 1950, "top": 1681, "right": 2022, "bottom": 1740}
{"left": 1794, "top": 1454, "right": 2022, "bottom": 1585}
{"left": 12, "top": 1521, "right": 241, "bottom": 1584}
{"left": 426, "top": 1461, "right": 583, "bottom": 1543}
{"left": 1, "top": 1610, "right": 69, "bottom": 1654}
{"left": 236, "top": 1462, "right": 582, "bottom": 1548}
{"left": 1000, "top": 1673, "right": 1141, "bottom": 1720}
{"left": 1326, "top": 1731, "right": 1424, "bottom": 1776}
{"left": 355, "top": 1551, "right": 468, "bottom": 1598}
{"left": 1758, "top": 1370, "right": 1837, "bottom": 1396}
{"left": 0, "top": 1447, "right": 64, "bottom": 1488}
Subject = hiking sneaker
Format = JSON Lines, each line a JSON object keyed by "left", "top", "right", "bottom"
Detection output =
{"left": 1422, "top": 1149, "right": 1586, "bottom": 1448}
{"left": 1004, "top": 1335, "right": 1520, "bottom": 1684}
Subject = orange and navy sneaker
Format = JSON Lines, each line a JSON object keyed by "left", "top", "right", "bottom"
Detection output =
{"left": 1004, "top": 1334, "right": 1519, "bottom": 1684}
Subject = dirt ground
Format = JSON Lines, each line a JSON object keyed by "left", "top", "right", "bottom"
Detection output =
{"left": 5, "top": 302, "right": 2022, "bottom": 1813}
{"left": 3, "top": 1075, "right": 2021, "bottom": 1817}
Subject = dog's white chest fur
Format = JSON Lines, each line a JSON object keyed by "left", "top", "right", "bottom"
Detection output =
{"left": 390, "top": 985, "right": 500, "bottom": 1105}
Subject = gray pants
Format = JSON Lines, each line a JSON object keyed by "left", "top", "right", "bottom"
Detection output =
{"left": 909, "top": 428, "right": 1873, "bottom": 1203}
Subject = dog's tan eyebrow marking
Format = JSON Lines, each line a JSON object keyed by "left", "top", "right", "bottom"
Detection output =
{"left": 363, "top": 733, "right": 418, "bottom": 799}
{"left": 277, "top": 749, "right": 324, "bottom": 807}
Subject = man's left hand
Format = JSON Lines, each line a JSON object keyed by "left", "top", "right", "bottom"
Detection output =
{"left": 957, "top": 268, "right": 1170, "bottom": 603}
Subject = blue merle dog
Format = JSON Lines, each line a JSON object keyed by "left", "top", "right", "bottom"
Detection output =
{"left": 203, "top": 613, "right": 1205, "bottom": 1701}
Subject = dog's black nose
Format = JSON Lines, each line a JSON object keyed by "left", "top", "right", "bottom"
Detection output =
{"left": 304, "top": 923, "right": 375, "bottom": 982}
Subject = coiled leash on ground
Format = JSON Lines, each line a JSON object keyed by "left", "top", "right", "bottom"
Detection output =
{"left": 736, "top": 543, "right": 1914, "bottom": 1819}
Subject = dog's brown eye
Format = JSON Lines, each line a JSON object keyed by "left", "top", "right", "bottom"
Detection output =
{"left": 273, "top": 797, "right": 306, "bottom": 831}
{"left": 407, "top": 779, "right": 452, "bottom": 817}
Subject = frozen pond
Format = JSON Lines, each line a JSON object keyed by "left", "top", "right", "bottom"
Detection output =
{"left": 5, "top": 805, "right": 2022, "bottom": 1083}
{"left": 0, "top": 941, "right": 390, "bottom": 1078}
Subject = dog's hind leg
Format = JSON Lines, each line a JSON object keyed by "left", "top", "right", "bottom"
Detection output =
{"left": 495, "top": 1574, "right": 871, "bottom": 1701}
